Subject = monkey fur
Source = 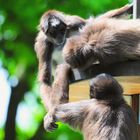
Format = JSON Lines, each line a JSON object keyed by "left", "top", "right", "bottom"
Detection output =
{"left": 63, "top": 17, "right": 140, "bottom": 69}
{"left": 35, "top": 4, "right": 137, "bottom": 140}
{"left": 35, "top": 10, "right": 86, "bottom": 84}
{"left": 35, "top": 4, "right": 132, "bottom": 83}
{"left": 43, "top": 70, "right": 138, "bottom": 140}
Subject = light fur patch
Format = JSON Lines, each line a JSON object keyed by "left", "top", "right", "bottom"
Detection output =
{"left": 50, "top": 18, "right": 60, "bottom": 27}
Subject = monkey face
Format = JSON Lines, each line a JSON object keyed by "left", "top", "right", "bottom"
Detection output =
{"left": 45, "top": 16, "right": 67, "bottom": 46}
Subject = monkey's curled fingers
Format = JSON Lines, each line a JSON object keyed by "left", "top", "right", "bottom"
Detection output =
{"left": 44, "top": 113, "right": 58, "bottom": 132}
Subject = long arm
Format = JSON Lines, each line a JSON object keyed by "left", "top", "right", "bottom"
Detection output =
{"left": 38, "top": 62, "right": 71, "bottom": 110}
{"left": 42, "top": 64, "right": 72, "bottom": 132}
{"left": 44, "top": 99, "right": 94, "bottom": 131}
{"left": 35, "top": 31, "right": 54, "bottom": 109}
{"left": 49, "top": 64, "right": 71, "bottom": 108}
{"left": 35, "top": 31, "right": 54, "bottom": 85}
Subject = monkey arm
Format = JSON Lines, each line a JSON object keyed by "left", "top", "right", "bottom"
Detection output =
{"left": 35, "top": 31, "right": 54, "bottom": 85}
{"left": 42, "top": 64, "right": 72, "bottom": 132}
{"left": 44, "top": 99, "right": 94, "bottom": 131}
{"left": 39, "top": 64, "right": 71, "bottom": 110}
{"left": 50, "top": 64, "right": 71, "bottom": 105}
{"left": 35, "top": 31, "right": 54, "bottom": 109}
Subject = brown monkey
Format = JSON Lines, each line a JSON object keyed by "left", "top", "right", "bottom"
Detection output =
{"left": 63, "top": 17, "right": 140, "bottom": 69}
{"left": 35, "top": 10, "right": 86, "bottom": 83}
{"left": 35, "top": 4, "right": 132, "bottom": 82}
{"left": 35, "top": 4, "right": 135, "bottom": 138}
{"left": 44, "top": 72, "right": 138, "bottom": 140}
{"left": 38, "top": 10, "right": 86, "bottom": 47}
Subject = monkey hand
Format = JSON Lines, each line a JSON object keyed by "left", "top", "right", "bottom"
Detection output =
{"left": 44, "top": 113, "right": 58, "bottom": 132}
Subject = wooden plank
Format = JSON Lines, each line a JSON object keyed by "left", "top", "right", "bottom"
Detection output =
{"left": 133, "top": 0, "right": 140, "bottom": 18}
{"left": 69, "top": 76, "right": 140, "bottom": 101}
{"left": 70, "top": 61, "right": 140, "bottom": 83}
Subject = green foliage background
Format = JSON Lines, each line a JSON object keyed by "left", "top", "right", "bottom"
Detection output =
{"left": 0, "top": 0, "right": 129, "bottom": 140}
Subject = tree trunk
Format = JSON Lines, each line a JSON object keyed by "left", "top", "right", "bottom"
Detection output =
{"left": 4, "top": 78, "right": 29, "bottom": 140}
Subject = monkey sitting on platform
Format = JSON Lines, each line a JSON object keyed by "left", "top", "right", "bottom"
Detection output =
{"left": 35, "top": 4, "right": 132, "bottom": 83}
{"left": 63, "top": 14, "right": 140, "bottom": 69}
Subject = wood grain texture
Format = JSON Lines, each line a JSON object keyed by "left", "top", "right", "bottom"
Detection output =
{"left": 69, "top": 76, "right": 140, "bottom": 101}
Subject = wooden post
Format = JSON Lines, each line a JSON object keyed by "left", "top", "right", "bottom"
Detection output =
{"left": 133, "top": 2, "right": 140, "bottom": 136}
{"left": 131, "top": 94, "right": 139, "bottom": 122}
{"left": 133, "top": 0, "right": 140, "bottom": 19}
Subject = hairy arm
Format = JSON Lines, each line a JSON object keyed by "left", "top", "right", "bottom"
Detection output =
{"left": 35, "top": 31, "right": 54, "bottom": 109}
{"left": 38, "top": 63, "right": 71, "bottom": 110}
{"left": 35, "top": 31, "right": 54, "bottom": 85}
{"left": 42, "top": 64, "right": 72, "bottom": 131}
{"left": 44, "top": 99, "right": 94, "bottom": 131}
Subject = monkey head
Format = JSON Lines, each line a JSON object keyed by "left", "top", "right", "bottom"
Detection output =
{"left": 89, "top": 74, "right": 123, "bottom": 102}
{"left": 40, "top": 13, "right": 67, "bottom": 46}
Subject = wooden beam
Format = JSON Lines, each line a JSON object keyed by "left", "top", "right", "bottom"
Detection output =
{"left": 70, "top": 61, "right": 140, "bottom": 83}
{"left": 133, "top": 0, "right": 140, "bottom": 19}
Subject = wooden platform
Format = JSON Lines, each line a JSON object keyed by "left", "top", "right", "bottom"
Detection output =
{"left": 69, "top": 76, "right": 140, "bottom": 101}
{"left": 69, "top": 76, "right": 140, "bottom": 137}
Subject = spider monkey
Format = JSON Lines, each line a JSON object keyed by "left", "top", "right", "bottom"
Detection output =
{"left": 62, "top": 6, "right": 140, "bottom": 69}
{"left": 43, "top": 65, "right": 138, "bottom": 140}
{"left": 35, "top": 10, "right": 86, "bottom": 83}
{"left": 35, "top": 4, "right": 136, "bottom": 139}
{"left": 35, "top": 4, "right": 132, "bottom": 83}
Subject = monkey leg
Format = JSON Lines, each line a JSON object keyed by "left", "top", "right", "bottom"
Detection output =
{"left": 99, "top": 3, "right": 133, "bottom": 18}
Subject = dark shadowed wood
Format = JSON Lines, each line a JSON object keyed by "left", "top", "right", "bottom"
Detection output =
{"left": 70, "top": 61, "right": 140, "bottom": 83}
{"left": 131, "top": 94, "right": 139, "bottom": 122}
